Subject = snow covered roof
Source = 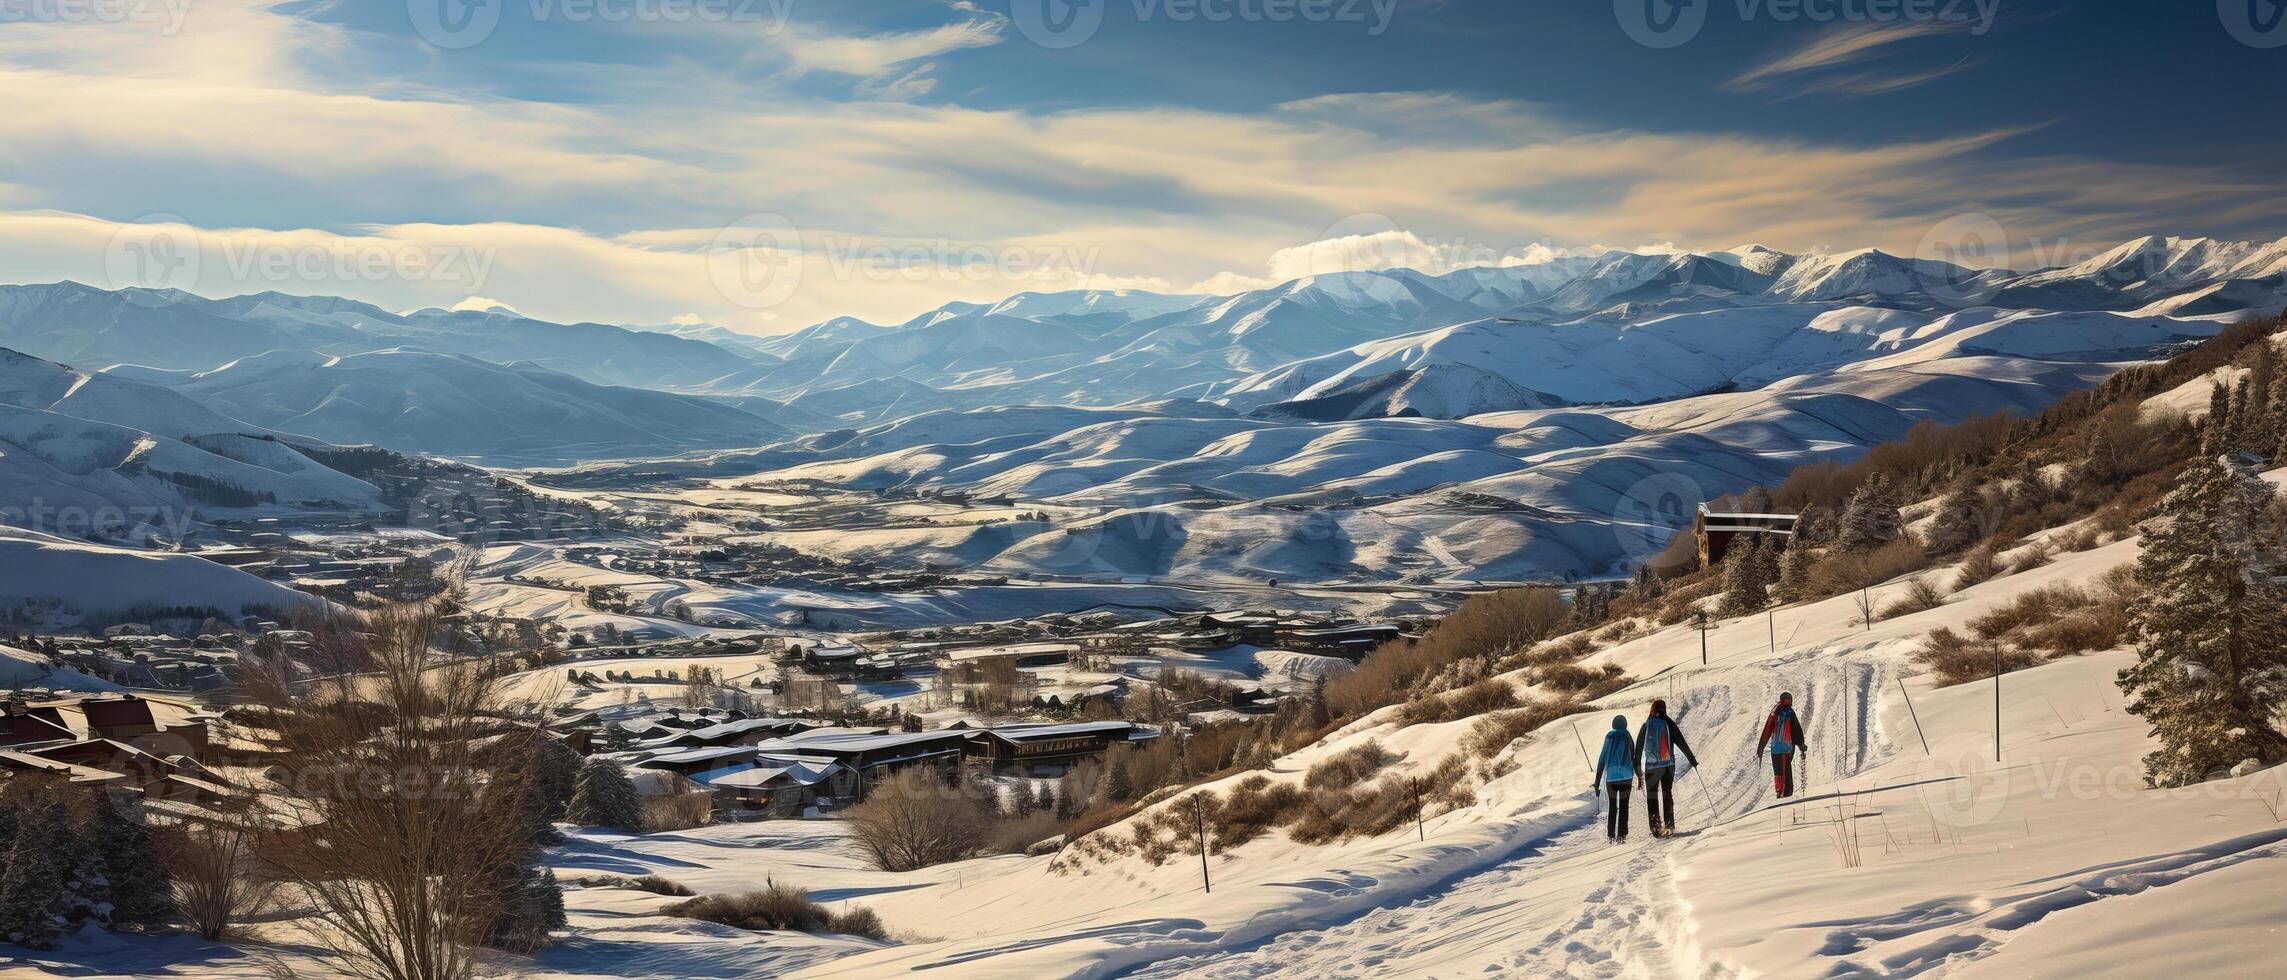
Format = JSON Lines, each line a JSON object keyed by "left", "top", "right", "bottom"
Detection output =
{"left": 707, "top": 760, "right": 846, "bottom": 790}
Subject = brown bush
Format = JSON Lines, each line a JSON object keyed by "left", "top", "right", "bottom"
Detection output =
{"left": 1305, "top": 741, "right": 1396, "bottom": 792}
{"left": 845, "top": 769, "right": 992, "bottom": 871}
{"left": 988, "top": 812, "right": 1069, "bottom": 855}
{"left": 1460, "top": 697, "right": 1590, "bottom": 761}
{"left": 1813, "top": 538, "right": 1929, "bottom": 596}
{"left": 1953, "top": 541, "right": 2003, "bottom": 588}
{"left": 643, "top": 792, "right": 714, "bottom": 832}
{"left": 1395, "top": 676, "right": 1521, "bottom": 725}
{"left": 1917, "top": 627, "right": 2045, "bottom": 686}
{"left": 1878, "top": 577, "right": 1947, "bottom": 620}
{"left": 1210, "top": 776, "right": 1307, "bottom": 850}
{"left": 1531, "top": 661, "right": 1627, "bottom": 696}
{"left": 668, "top": 881, "right": 889, "bottom": 940}
{"left": 623, "top": 875, "right": 694, "bottom": 897}
{"left": 1326, "top": 588, "right": 1569, "bottom": 719}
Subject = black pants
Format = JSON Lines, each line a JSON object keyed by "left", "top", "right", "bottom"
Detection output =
{"left": 1772, "top": 752, "right": 1795, "bottom": 798}
{"left": 1605, "top": 780, "right": 1632, "bottom": 839}
{"left": 1643, "top": 768, "right": 1675, "bottom": 832}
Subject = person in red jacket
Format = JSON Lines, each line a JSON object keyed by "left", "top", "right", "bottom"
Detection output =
{"left": 1755, "top": 692, "right": 1807, "bottom": 799}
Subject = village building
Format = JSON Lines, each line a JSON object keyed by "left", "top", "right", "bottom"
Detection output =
{"left": 1693, "top": 503, "right": 1798, "bottom": 567}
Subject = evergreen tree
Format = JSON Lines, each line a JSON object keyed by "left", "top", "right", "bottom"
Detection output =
{"left": 87, "top": 790, "right": 171, "bottom": 927}
{"left": 1032, "top": 783, "right": 1054, "bottom": 817}
{"left": 1627, "top": 564, "right": 1661, "bottom": 601}
{"left": 2203, "top": 383, "right": 2234, "bottom": 453}
{"left": 1304, "top": 674, "right": 1332, "bottom": 730}
{"left": 1925, "top": 484, "right": 1986, "bottom": 555}
{"left": 0, "top": 782, "right": 80, "bottom": 949}
{"left": 1718, "top": 538, "right": 1771, "bottom": 617}
{"left": 2118, "top": 455, "right": 2287, "bottom": 786}
{"left": 566, "top": 758, "right": 644, "bottom": 830}
{"left": 525, "top": 736, "right": 582, "bottom": 845}
{"left": 1839, "top": 475, "right": 1904, "bottom": 551}
{"left": 1776, "top": 537, "right": 1816, "bottom": 603}
{"left": 1104, "top": 757, "right": 1133, "bottom": 803}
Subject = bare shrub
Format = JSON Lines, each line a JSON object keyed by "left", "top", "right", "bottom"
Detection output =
{"left": 1395, "top": 676, "right": 1520, "bottom": 725}
{"left": 624, "top": 875, "right": 694, "bottom": 897}
{"left": 1953, "top": 541, "right": 2004, "bottom": 589}
{"left": 1304, "top": 741, "right": 1395, "bottom": 792}
{"left": 668, "top": 881, "right": 889, "bottom": 940}
{"left": 1460, "top": 697, "right": 1589, "bottom": 761}
{"left": 1210, "top": 776, "right": 1306, "bottom": 850}
{"left": 2005, "top": 542, "right": 2054, "bottom": 576}
{"left": 643, "top": 792, "right": 714, "bottom": 832}
{"left": 1328, "top": 588, "right": 1568, "bottom": 718}
{"left": 245, "top": 600, "right": 554, "bottom": 979}
{"left": 1814, "top": 538, "right": 1929, "bottom": 596}
{"left": 1917, "top": 627, "right": 2045, "bottom": 686}
{"left": 1531, "top": 661, "right": 1627, "bottom": 697}
{"left": 845, "top": 769, "right": 991, "bottom": 871}
{"left": 1878, "top": 577, "right": 1947, "bottom": 620}
{"left": 988, "top": 812, "right": 1067, "bottom": 855}
{"left": 168, "top": 822, "right": 272, "bottom": 941}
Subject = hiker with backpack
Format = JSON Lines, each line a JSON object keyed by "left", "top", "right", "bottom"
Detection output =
{"left": 1756, "top": 692, "right": 1808, "bottom": 799}
{"left": 1635, "top": 699, "right": 1699, "bottom": 836}
{"left": 1592, "top": 714, "right": 1638, "bottom": 842}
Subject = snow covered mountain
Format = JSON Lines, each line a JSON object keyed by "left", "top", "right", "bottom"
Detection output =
{"left": 0, "top": 283, "right": 766, "bottom": 391}
{"left": 0, "top": 347, "right": 383, "bottom": 518}
{"left": 127, "top": 348, "right": 796, "bottom": 465}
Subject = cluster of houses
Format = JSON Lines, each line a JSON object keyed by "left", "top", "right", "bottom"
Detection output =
{"left": 554, "top": 706, "right": 1158, "bottom": 818}
{"left": 0, "top": 692, "right": 245, "bottom": 819}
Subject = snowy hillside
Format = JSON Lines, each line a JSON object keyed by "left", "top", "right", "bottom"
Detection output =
{"left": 0, "top": 347, "right": 383, "bottom": 516}
{"left": 0, "top": 526, "right": 323, "bottom": 623}
{"left": 145, "top": 348, "right": 794, "bottom": 465}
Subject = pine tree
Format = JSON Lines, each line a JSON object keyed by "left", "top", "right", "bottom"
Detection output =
{"left": 523, "top": 736, "right": 582, "bottom": 846}
{"left": 1776, "top": 536, "right": 1816, "bottom": 603}
{"left": 1719, "top": 538, "right": 1771, "bottom": 617}
{"left": 2117, "top": 454, "right": 2287, "bottom": 787}
{"left": 1925, "top": 484, "right": 1986, "bottom": 555}
{"left": 1839, "top": 475, "right": 1904, "bottom": 550}
{"left": 0, "top": 783, "right": 79, "bottom": 949}
{"left": 566, "top": 758, "right": 644, "bottom": 830}
{"left": 1032, "top": 783, "right": 1054, "bottom": 817}
{"left": 1104, "top": 757, "right": 1133, "bottom": 803}
{"left": 1792, "top": 503, "right": 1829, "bottom": 544}
{"left": 87, "top": 790, "right": 170, "bottom": 927}
{"left": 2203, "top": 383, "right": 2234, "bottom": 453}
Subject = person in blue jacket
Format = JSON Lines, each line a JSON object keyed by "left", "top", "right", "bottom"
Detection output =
{"left": 1591, "top": 713, "right": 1638, "bottom": 842}
{"left": 1756, "top": 692, "right": 1808, "bottom": 799}
{"left": 1635, "top": 699, "right": 1699, "bottom": 837}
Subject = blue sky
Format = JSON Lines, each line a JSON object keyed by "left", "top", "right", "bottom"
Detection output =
{"left": 0, "top": 0, "right": 2279, "bottom": 332}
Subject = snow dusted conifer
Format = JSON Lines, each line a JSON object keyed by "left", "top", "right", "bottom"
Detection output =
{"left": 566, "top": 758, "right": 644, "bottom": 831}
{"left": 1776, "top": 536, "right": 1816, "bottom": 603}
{"left": 1925, "top": 484, "right": 1986, "bottom": 555}
{"left": 1719, "top": 537, "right": 1771, "bottom": 617}
{"left": 87, "top": 790, "right": 171, "bottom": 927}
{"left": 1104, "top": 757, "right": 1133, "bottom": 803}
{"left": 2203, "top": 383, "right": 2233, "bottom": 454}
{"left": 0, "top": 782, "right": 80, "bottom": 949}
{"left": 2118, "top": 454, "right": 2287, "bottom": 786}
{"left": 1839, "top": 475, "right": 1904, "bottom": 551}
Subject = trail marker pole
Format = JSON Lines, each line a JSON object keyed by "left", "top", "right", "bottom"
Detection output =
{"left": 1768, "top": 609, "right": 1776, "bottom": 652}
{"left": 1192, "top": 796, "right": 1212, "bottom": 894}
{"left": 1896, "top": 676, "right": 1931, "bottom": 754}
{"left": 1994, "top": 671, "right": 2003, "bottom": 763}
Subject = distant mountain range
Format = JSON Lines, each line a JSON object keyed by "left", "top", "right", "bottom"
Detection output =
{"left": 3, "top": 233, "right": 2283, "bottom": 581}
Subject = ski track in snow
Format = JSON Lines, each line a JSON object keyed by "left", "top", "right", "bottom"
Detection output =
{"left": 1115, "top": 647, "right": 1889, "bottom": 979}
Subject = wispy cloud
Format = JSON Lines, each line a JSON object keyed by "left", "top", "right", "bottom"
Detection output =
{"left": 1727, "top": 21, "right": 1968, "bottom": 95}
{"left": 776, "top": 18, "right": 1004, "bottom": 86}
